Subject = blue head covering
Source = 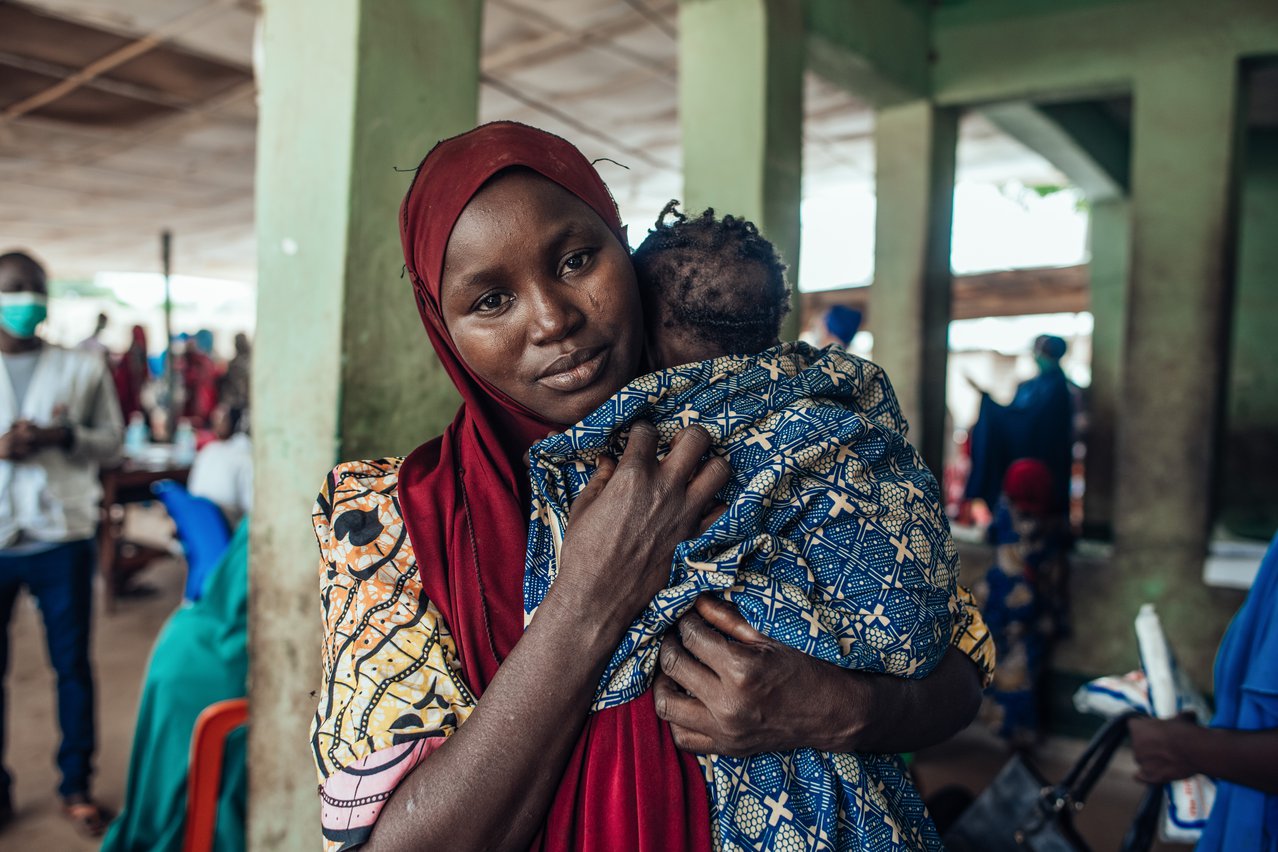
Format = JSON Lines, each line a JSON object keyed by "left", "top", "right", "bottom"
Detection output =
{"left": 1034, "top": 334, "right": 1067, "bottom": 361}
{"left": 824, "top": 306, "right": 862, "bottom": 347}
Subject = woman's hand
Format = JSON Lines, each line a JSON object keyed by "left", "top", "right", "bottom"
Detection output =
{"left": 1129, "top": 714, "right": 1203, "bottom": 785}
{"left": 653, "top": 596, "right": 843, "bottom": 756}
{"left": 548, "top": 422, "right": 731, "bottom": 634}
{"left": 367, "top": 426, "right": 727, "bottom": 852}
{"left": 654, "top": 596, "right": 985, "bottom": 756}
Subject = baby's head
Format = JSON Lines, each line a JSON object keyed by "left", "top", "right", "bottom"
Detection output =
{"left": 632, "top": 202, "right": 791, "bottom": 369}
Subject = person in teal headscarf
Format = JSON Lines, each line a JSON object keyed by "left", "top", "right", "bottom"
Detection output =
{"left": 100, "top": 520, "right": 248, "bottom": 852}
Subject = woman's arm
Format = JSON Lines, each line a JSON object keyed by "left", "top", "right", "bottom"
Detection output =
{"left": 653, "top": 596, "right": 983, "bottom": 756}
{"left": 366, "top": 423, "right": 729, "bottom": 852}
{"left": 1130, "top": 715, "right": 1278, "bottom": 795}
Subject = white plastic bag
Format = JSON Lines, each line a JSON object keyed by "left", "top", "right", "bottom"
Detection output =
{"left": 1135, "top": 603, "right": 1216, "bottom": 843}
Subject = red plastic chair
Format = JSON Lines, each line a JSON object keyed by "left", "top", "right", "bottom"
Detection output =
{"left": 182, "top": 697, "right": 248, "bottom": 852}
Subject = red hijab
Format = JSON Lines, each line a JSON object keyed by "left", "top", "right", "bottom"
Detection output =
{"left": 397, "top": 121, "right": 711, "bottom": 852}
{"left": 1003, "top": 458, "right": 1055, "bottom": 517}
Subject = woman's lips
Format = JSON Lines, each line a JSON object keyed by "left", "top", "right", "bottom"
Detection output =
{"left": 537, "top": 346, "right": 609, "bottom": 392}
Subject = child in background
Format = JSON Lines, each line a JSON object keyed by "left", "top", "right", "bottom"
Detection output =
{"left": 974, "top": 458, "right": 1069, "bottom": 745}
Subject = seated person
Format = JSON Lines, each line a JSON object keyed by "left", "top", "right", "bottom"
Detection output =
{"left": 523, "top": 204, "right": 968, "bottom": 849}
{"left": 187, "top": 405, "right": 252, "bottom": 528}
{"left": 1129, "top": 532, "right": 1278, "bottom": 851}
{"left": 101, "top": 520, "right": 248, "bottom": 852}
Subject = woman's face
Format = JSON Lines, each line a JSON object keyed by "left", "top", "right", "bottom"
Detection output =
{"left": 439, "top": 169, "right": 643, "bottom": 427}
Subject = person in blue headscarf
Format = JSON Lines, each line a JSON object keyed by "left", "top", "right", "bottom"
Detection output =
{"left": 964, "top": 334, "right": 1075, "bottom": 517}
{"left": 823, "top": 305, "right": 862, "bottom": 349}
{"left": 1129, "top": 533, "right": 1278, "bottom": 851}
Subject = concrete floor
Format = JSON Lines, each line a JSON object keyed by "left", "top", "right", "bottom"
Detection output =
{"left": 2, "top": 505, "right": 184, "bottom": 850}
{"left": 0, "top": 511, "right": 1195, "bottom": 850}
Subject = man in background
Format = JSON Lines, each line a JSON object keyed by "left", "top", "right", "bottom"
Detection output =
{"left": 0, "top": 251, "right": 122, "bottom": 836}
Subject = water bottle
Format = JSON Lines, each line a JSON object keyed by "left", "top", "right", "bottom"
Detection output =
{"left": 174, "top": 418, "right": 197, "bottom": 466}
{"left": 124, "top": 412, "right": 148, "bottom": 456}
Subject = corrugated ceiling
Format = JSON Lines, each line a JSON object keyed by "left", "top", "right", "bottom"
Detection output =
{"left": 0, "top": 0, "right": 1067, "bottom": 282}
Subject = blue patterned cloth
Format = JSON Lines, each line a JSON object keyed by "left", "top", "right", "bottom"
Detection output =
{"left": 524, "top": 342, "right": 958, "bottom": 851}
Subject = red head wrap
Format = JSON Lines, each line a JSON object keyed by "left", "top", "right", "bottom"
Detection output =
{"left": 400, "top": 120, "right": 626, "bottom": 450}
{"left": 394, "top": 122, "right": 710, "bottom": 851}
{"left": 1003, "top": 458, "right": 1055, "bottom": 516}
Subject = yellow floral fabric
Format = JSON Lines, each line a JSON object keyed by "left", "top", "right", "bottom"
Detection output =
{"left": 310, "top": 458, "right": 476, "bottom": 784}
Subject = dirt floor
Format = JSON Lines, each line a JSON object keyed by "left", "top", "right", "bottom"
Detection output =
{"left": 2, "top": 505, "right": 184, "bottom": 850}
{"left": 0, "top": 511, "right": 1194, "bottom": 850}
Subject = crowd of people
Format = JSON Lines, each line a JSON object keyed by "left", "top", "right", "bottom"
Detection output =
{"left": 77, "top": 317, "right": 252, "bottom": 445}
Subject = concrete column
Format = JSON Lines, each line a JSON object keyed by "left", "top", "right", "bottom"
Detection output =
{"left": 1106, "top": 54, "right": 1246, "bottom": 682}
{"left": 870, "top": 101, "right": 958, "bottom": 477}
{"left": 251, "top": 1, "right": 479, "bottom": 847}
{"left": 1082, "top": 198, "right": 1129, "bottom": 540}
{"left": 1220, "top": 128, "right": 1278, "bottom": 540}
{"left": 679, "top": 0, "right": 804, "bottom": 339}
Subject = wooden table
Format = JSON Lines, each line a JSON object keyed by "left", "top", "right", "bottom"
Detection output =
{"left": 98, "top": 461, "right": 190, "bottom": 612}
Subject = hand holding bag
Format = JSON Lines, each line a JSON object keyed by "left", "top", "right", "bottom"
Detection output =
{"left": 944, "top": 712, "right": 1162, "bottom": 852}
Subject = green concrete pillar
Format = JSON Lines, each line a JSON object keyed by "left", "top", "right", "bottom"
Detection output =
{"left": 679, "top": 0, "right": 804, "bottom": 339}
{"left": 1082, "top": 198, "right": 1129, "bottom": 540}
{"left": 870, "top": 101, "right": 958, "bottom": 477}
{"left": 1220, "top": 128, "right": 1278, "bottom": 540}
{"left": 251, "top": 1, "right": 479, "bottom": 847}
{"left": 1105, "top": 55, "right": 1246, "bottom": 682}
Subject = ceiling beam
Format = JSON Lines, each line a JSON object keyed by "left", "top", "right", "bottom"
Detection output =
{"left": 805, "top": 0, "right": 932, "bottom": 108}
{"left": 800, "top": 264, "right": 1090, "bottom": 327}
{"left": 0, "top": 50, "right": 191, "bottom": 110}
{"left": 931, "top": 0, "right": 1278, "bottom": 106}
{"left": 0, "top": 0, "right": 237, "bottom": 126}
{"left": 980, "top": 101, "right": 1130, "bottom": 200}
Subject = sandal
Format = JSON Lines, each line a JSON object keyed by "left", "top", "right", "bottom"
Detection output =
{"left": 61, "top": 794, "right": 112, "bottom": 838}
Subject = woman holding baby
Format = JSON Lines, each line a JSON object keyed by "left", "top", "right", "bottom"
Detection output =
{"left": 311, "top": 122, "right": 992, "bottom": 852}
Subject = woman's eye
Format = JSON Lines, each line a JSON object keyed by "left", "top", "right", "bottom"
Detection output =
{"left": 475, "top": 292, "right": 511, "bottom": 313}
{"left": 561, "top": 250, "right": 593, "bottom": 274}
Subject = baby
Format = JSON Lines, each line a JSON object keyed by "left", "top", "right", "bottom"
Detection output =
{"left": 524, "top": 204, "right": 960, "bottom": 851}
{"left": 633, "top": 201, "right": 791, "bottom": 370}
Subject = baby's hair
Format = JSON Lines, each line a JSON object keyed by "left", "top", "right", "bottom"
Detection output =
{"left": 631, "top": 201, "right": 790, "bottom": 355}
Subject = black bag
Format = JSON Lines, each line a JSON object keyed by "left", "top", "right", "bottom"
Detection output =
{"left": 944, "top": 713, "right": 1163, "bottom": 852}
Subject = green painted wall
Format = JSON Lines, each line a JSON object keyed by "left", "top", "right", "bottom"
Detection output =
{"left": 1082, "top": 198, "right": 1128, "bottom": 538}
{"left": 680, "top": 0, "right": 804, "bottom": 338}
{"left": 251, "top": 1, "right": 479, "bottom": 847}
{"left": 929, "top": 0, "right": 1278, "bottom": 106}
{"left": 1220, "top": 128, "right": 1278, "bottom": 541}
